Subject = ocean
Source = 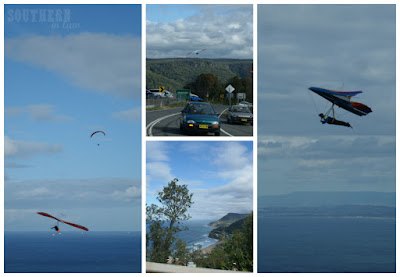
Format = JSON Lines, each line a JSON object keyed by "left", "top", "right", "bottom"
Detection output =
{"left": 177, "top": 220, "right": 219, "bottom": 250}
{"left": 258, "top": 215, "right": 396, "bottom": 273}
{"left": 146, "top": 219, "right": 219, "bottom": 252}
{"left": 4, "top": 231, "right": 141, "bottom": 273}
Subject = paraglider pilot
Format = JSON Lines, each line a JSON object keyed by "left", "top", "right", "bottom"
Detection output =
{"left": 319, "top": 113, "right": 352, "bottom": 128}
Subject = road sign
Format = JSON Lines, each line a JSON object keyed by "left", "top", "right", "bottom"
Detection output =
{"left": 237, "top": 93, "right": 246, "bottom": 100}
{"left": 176, "top": 89, "right": 190, "bottom": 100}
{"left": 159, "top": 86, "right": 165, "bottom": 93}
{"left": 220, "top": 94, "right": 224, "bottom": 99}
{"left": 225, "top": 84, "right": 235, "bottom": 93}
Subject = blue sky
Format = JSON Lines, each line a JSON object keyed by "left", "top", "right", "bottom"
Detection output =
{"left": 147, "top": 141, "right": 253, "bottom": 221}
{"left": 257, "top": 5, "right": 395, "bottom": 196}
{"left": 147, "top": 4, "right": 253, "bottom": 59}
{"left": 4, "top": 4, "right": 142, "bottom": 231}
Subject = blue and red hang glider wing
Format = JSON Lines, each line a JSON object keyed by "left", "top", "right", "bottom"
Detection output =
{"left": 308, "top": 87, "right": 372, "bottom": 116}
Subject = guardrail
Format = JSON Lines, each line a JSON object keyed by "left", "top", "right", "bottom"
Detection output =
{"left": 146, "top": 98, "right": 186, "bottom": 109}
{"left": 146, "top": 262, "right": 249, "bottom": 273}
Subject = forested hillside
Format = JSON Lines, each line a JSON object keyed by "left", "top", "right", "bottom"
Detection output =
{"left": 146, "top": 58, "right": 253, "bottom": 93}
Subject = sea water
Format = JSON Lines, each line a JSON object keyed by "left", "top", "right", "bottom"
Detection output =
{"left": 177, "top": 220, "right": 219, "bottom": 250}
{"left": 146, "top": 220, "right": 219, "bottom": 252}
{"left": 5, "top": 231, "right": 141, "bottom": 273}
{"left": 258, "top": 215, "right": 395, "bottom": 273}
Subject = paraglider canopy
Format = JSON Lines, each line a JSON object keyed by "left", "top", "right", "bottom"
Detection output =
{"left": 90, "top": 131, "right": 105, "bottom": 138}
{"left": 90, "top": 131, "right": 106, "bottom": 146}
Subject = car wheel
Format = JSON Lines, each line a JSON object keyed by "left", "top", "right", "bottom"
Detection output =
{"left": 227, "top": 117, "right": 230, "bottom": 124}
{"left": 215, "top": 130, "right": 221, "bottom": 136}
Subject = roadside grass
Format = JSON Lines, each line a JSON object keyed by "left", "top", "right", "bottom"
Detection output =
{"left": 146, "top": 102, "right": 187, "bottom": 111}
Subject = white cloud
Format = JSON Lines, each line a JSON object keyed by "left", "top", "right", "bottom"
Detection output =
{"left": 111, "top": 185, "right": 141, "bottom": 202}
{"left": 190, "top": 142, "right": 253, "bottom": 219}
{"left": 147, "top": 141, "right": 170, "bottom": 162}
{"left": 147, "top": 6, "right": 252, "bottom": 59}
{"left": 5, "top": 32, "right": 141, "bottom": 99}
{"left": 5, "top": 104, "right": 73, "bottom": 122}
{"left": 146, "top": 161, "right": 173, "bottom": 185}
{"left": 258, "top": 135, "right": 395, "bottom": 160}
{"left": 258, "top": 134, "right": 396, "bottom": 195}
{"left": 112, "top": 107, "right": 141, "bottom": 123}
{"left": 297, "top": 159, "right": 336, "bottom": 168}
{"left": 5, "top": 136, "right": 63, "bottom": 158}
{"left": 5, "top": 177, "right": 141, "bottom": 209}
{"left": 211, "top": 141, "right": 252, "bottom": 172}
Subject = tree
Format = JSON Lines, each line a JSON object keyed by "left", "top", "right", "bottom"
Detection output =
{"left": 225, "top": 76, "right": 253, "bottom": 103}
{"left": 222, "top": 213, "right": 253, "bottom": 271}
{"left": 146, "top": 178, "right": 194, "bottom": 263}
{"left": 192, "top": 213, "right": 253, "bottom": 271}
{"left": 185, "top": 73, "right": 224, "bottom": 100}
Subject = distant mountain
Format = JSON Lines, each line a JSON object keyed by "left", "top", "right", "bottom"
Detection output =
{"left": 208, "top": 213, "right": 250, "bottom": 240}
{"left": 258, "top": 191, "right": 396, "bottom": 208}
{"left": 259, "top": 205, "right": 395, "bottom": 218}
{"left": 208, "top": 213, "right": 248, "bottom": 229}
{"left": 146, "top": 58, "right": 253, "bottom": 92}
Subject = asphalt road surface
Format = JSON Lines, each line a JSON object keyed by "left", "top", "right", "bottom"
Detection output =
{"left": 146, "top": 105, "right": 253, "bottom": 137}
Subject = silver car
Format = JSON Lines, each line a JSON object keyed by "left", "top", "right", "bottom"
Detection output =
{"left": 227, "top": 105, "right": 253, "bottom": 125}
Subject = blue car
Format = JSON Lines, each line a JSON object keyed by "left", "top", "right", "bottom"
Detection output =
{"left": 180, "top": 102, "right": 220, "bottom": 136}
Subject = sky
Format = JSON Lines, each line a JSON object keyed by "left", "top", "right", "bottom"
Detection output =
{"left": 146, "top": 4, "right": 253, "bottom": 59}
{"left": 4, "top": 4, "right": 142, "bottom": 231}
{"left": 146, "top": 141, "right": 253, "bottom": 221}
{"left": 257, "top": 5, "right": 396, "bottom": 196}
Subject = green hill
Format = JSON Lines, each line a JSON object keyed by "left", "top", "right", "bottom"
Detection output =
{"left": 208, "top": 213, "right": 248, "bottom": 228}
{"left": 146, "top": 58, "right": 253, "bottom": 92}
{"left": 208, "top": 213, "right": 251, "bottom": 239}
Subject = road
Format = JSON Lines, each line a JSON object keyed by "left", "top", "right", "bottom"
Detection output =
{"left": 146, "top": 105, "right": 253, "bottom": 137}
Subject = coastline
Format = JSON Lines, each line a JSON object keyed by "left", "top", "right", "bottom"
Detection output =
{"left": 201, "top": 240, "right": 223, "bottom": 254}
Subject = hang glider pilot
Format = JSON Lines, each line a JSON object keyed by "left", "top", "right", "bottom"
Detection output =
{"left": 319, "top": 113, "right": 352, "bottom": 128}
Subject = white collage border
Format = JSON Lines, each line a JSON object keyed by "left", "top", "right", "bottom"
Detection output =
{"left": 1, "top": 1, "right": 398, "bottom": 276}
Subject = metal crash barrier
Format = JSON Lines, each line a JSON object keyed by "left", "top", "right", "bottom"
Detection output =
{"left": 146, "top": 262, "right": 249, "bottom": 273}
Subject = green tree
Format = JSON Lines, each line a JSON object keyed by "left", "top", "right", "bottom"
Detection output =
{"left": 225, "top": 76, "right": 253, "bottom": 103}
{"left": 223, "top": 213, "right": 253, "bottom": 271}
{"left": 146, "top": 178, "right": 194, "bottom": 263}
{"left": 185, "top": 73, "right": 224, "bottom": 100}
{"left": 192, "top": 213, "right": 253, "bottom": 271}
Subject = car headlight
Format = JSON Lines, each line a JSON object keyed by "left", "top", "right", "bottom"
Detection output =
{"left": 212, "top": 121, "right": 219, "bottom": 125}
{"left": 187, "top": 120, "right": 195, "bottom": 124}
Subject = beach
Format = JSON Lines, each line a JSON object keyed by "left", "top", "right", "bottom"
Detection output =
{"left": 201, "top": 240, "right": 223, "bottom": 254}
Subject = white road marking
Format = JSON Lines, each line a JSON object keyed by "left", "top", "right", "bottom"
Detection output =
{"left": 218, "top": 108, "right": 234, "bottom": 137}
{"left": 146, "top": 112, "right": 181, "bottom": 136}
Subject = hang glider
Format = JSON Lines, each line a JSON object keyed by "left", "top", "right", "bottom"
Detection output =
{"left": 187, "top": 49, "right": 206, "bottom": 55}
{"left": 308, "top": 87, "right": 372, "bottom": 116}
{"left": 37, "top": 212, "right": 89, "bottom": 232}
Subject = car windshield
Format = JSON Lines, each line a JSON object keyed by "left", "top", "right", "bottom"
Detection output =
{"left": 187, "top": 104, "right": 215, "bottom": 115}
{"left": 232, "top": 106, "right": 251, "bottom": 113}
